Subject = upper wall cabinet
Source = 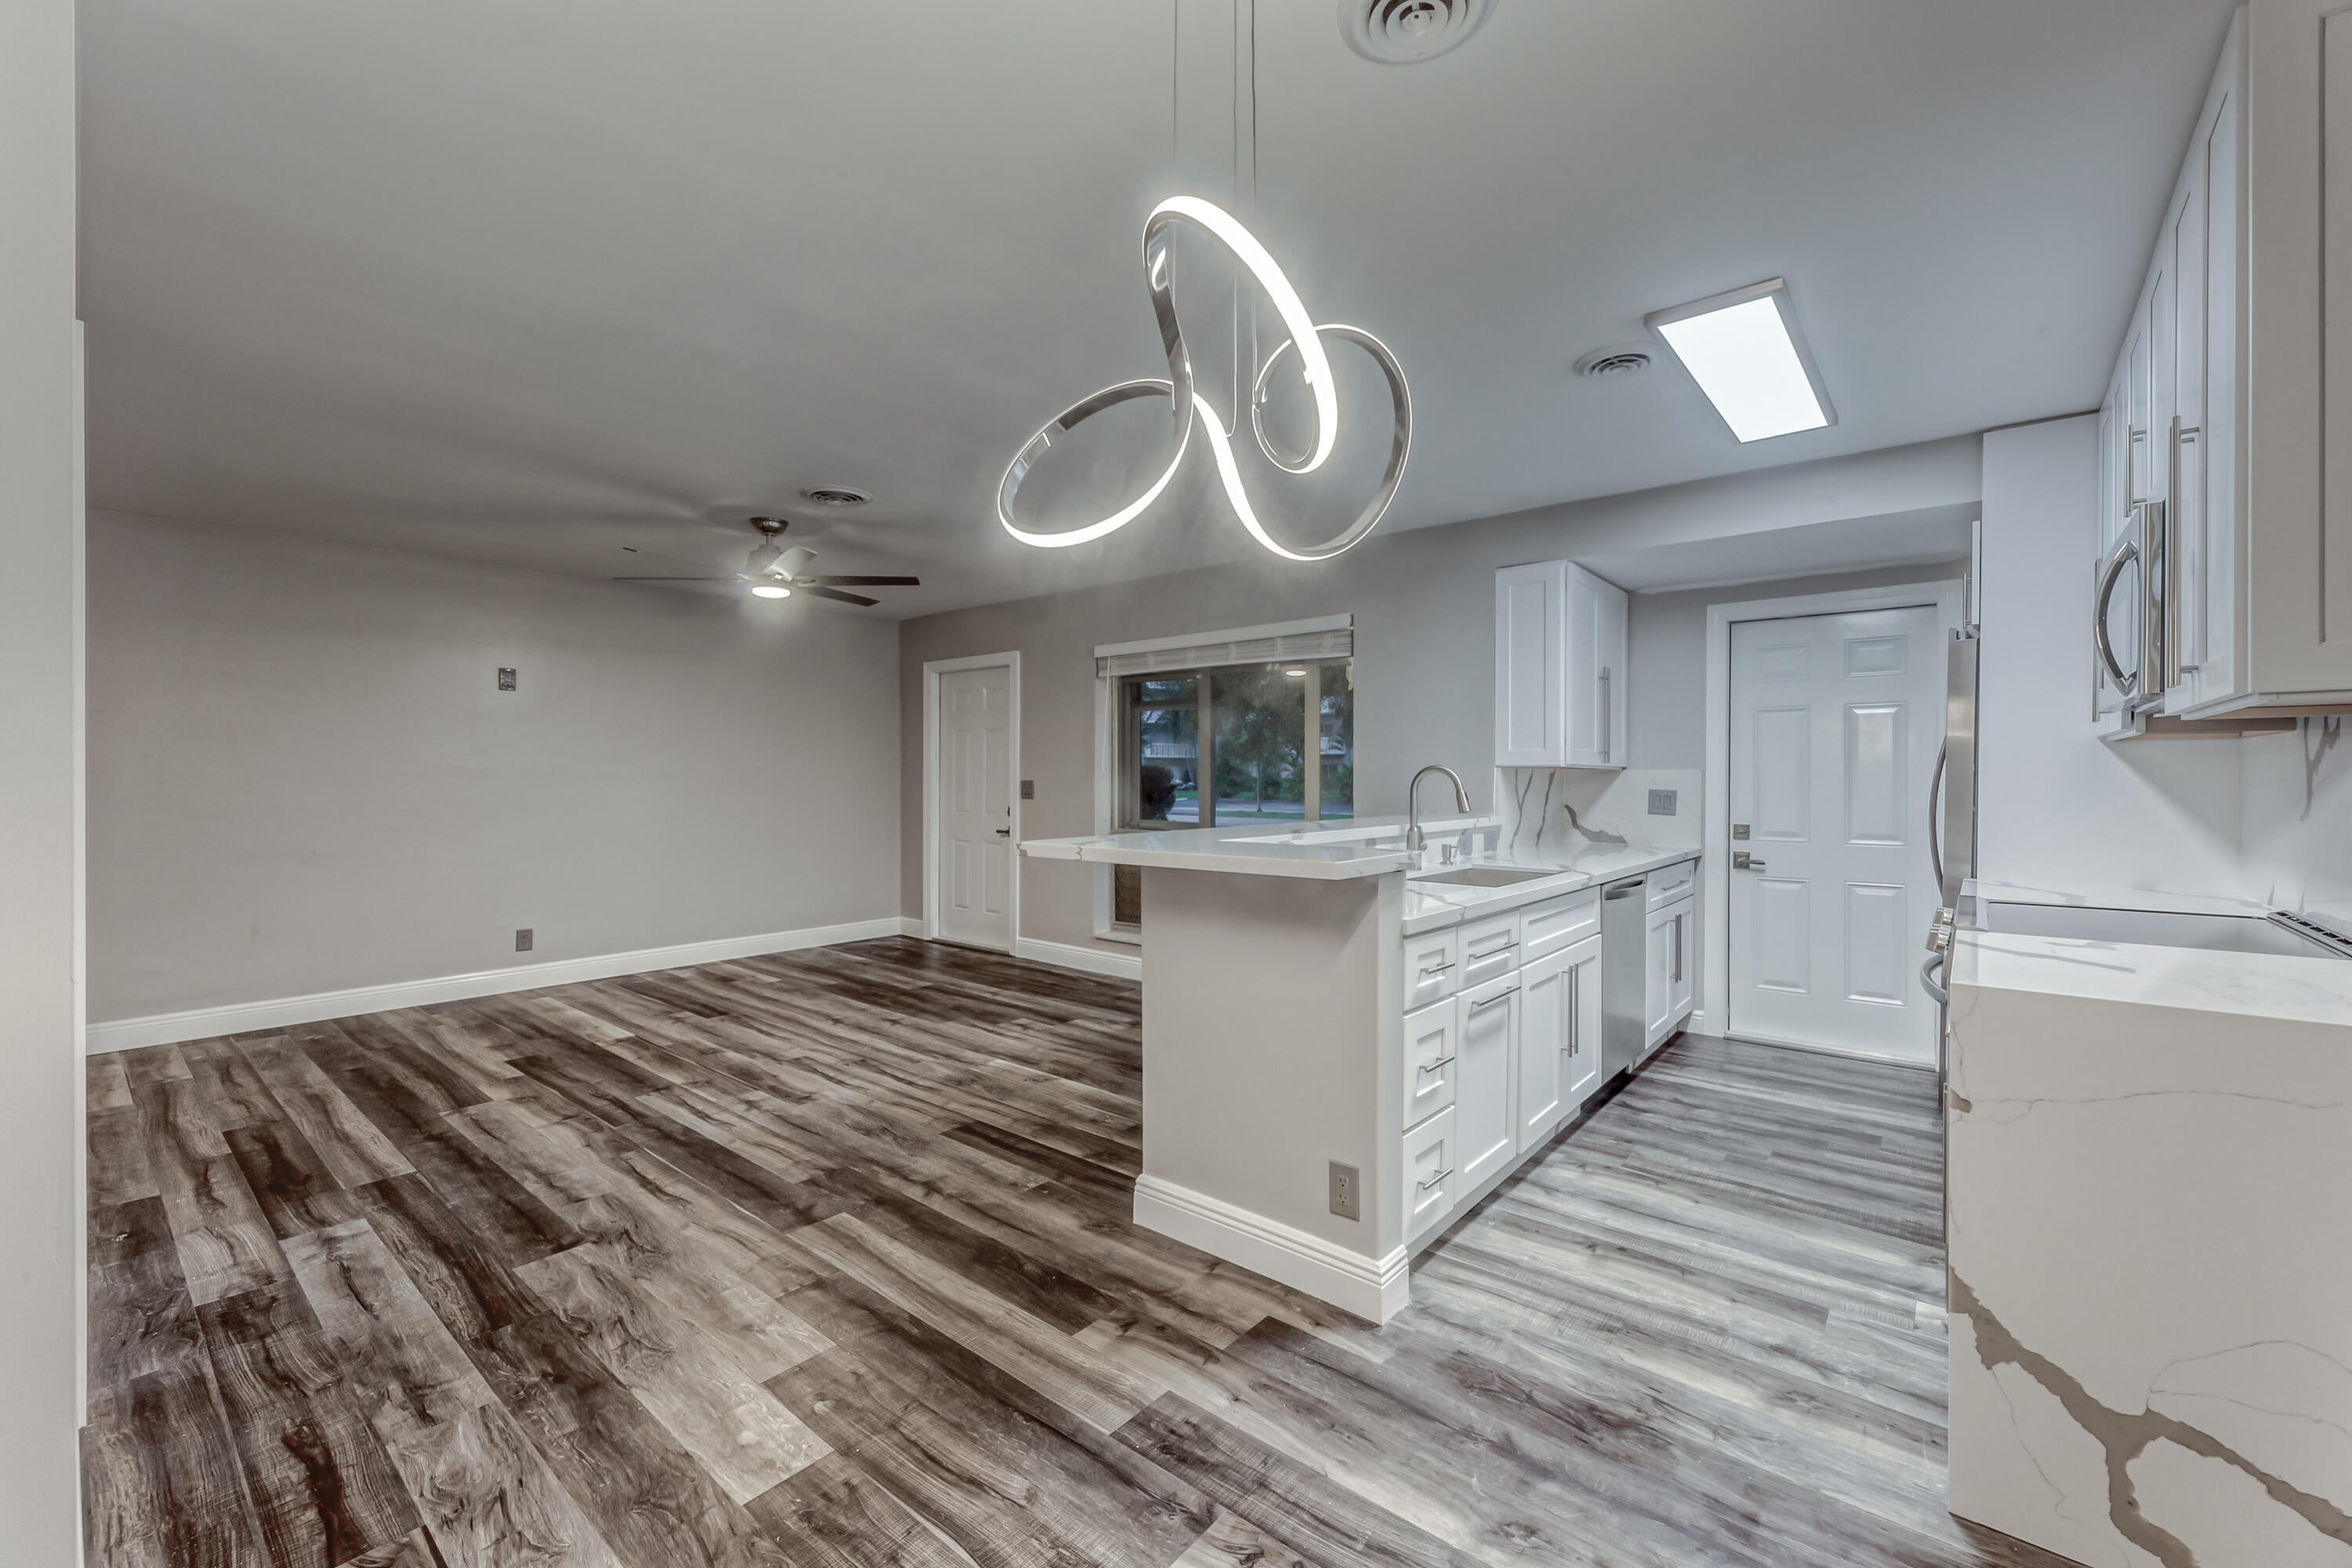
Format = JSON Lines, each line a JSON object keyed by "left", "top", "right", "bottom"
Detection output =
{"left": 1495, "top": 561, "right": 1629, "bottom": 768}
{"left": 2100, "top": 5, "right": 2352, "bottom": 723}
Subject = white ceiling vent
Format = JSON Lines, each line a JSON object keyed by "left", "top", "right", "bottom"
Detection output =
{"left": 800, "top": 485, "right": 871, "bottom": 508}
{"left": 1574, "top": 346, "right": 1653, "bottom": 380}
{"left": 1340, "top": 0, "right": 1494, "bottom": 64}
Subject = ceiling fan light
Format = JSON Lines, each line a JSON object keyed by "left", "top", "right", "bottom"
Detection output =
{"left": 750, "top": 584, "right": 791, "bottom": 600}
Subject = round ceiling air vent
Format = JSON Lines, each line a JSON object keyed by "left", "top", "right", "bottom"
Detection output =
{"left": 1574, "top": 346, "right": 1653, "bottom": 380}
{"left": 800, "top": 486, "right": 871, "bottom": 508}
{"left": 1340, "top": 0, "right": 1494, "bottom": 64}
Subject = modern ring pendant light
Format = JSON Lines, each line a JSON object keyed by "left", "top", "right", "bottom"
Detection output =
{"left": 995, "top": 17, "right": 1412, "bottom": 561}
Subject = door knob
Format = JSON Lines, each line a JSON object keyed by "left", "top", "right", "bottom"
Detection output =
{"left": 995, "top": 828, "right": 1011, "bottom": 837}
{"left": 1733, "top": 851, "right": 1766, "bottom": 870}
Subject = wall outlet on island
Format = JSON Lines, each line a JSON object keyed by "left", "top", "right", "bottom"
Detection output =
{"left": 1647, "top": 789, "right": 1678, "bottom": 815}
{"left": 1328, "top": 1161, "right": 1361, "bottom": 1221}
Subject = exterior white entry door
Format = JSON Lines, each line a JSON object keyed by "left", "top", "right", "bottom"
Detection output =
{"left": 936, "top": 662, "right": 1014, "bottom": 951}
{"left": 1727, "top": 605, "right": 1941, "bottom": 1064}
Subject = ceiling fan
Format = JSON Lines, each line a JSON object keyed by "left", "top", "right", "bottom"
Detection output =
{"left": 612, "top": 516, "right": 920, "bottom": 606}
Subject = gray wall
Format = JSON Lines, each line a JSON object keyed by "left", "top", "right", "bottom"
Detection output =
{"left": 899, "top": 437, "right": 1981, "bottom": 956}
{"left": 1976, "top": 416, "right": 2246, "bottom": 899}
{"left": 89, "top": 512, "right": 903, "bottom": 1022}
{"left": 2, "top": 0, "right": 82, "bottom": 1546}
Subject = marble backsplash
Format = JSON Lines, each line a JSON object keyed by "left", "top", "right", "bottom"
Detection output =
{"left": 1496, "top": 766, "right": 1703, "bottom": 858}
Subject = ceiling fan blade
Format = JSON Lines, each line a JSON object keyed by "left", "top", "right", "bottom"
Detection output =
{"left": 804, "top": 575, "right": 920, "bottom": 587}
{"left": 799, "top": 584, "right": 881, "bottom": 607}
{"left": 612, "top": 575, "right": 738, "bottom": 583}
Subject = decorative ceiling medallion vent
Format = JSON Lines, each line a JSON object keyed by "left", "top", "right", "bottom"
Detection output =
{"left": 1341, "top": 0, "right": 1494, "bottom": 64}
{"left": 995, "top": 197, "right": 1411, "bottom": 563}
{"left": 1575, "top": 346, "right": 1653, "bottom": 379}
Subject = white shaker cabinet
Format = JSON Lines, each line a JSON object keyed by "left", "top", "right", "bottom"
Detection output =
{"left": 1494, "top": 560, "right": 1629, "bottom": 768}
{"left": 1643, "top": 896, "right": 1694, "bottom": 1053}
{"left": 2098, "top": 8, "right": 2352, "bottom": 720}
{"left": 1518, "top": 934, "right": 1602, "bottom": 1148}
{"left": 1454, "top": 972, "right": 1521, "bottom": 1192}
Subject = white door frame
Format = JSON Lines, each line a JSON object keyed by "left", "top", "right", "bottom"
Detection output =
{"left": 1701, "top": 579, "right": 1962, "bottom": 1047}
{"left": 922, "top": 652, "right": 1022, "bottom": 950}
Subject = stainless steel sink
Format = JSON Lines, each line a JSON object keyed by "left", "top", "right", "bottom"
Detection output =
{"left": 1410, "top": 865, "right": 1555, "bottom": 888}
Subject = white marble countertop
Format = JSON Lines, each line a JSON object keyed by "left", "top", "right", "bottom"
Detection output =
{"left": 1019, "top": 815, "right": 1486, "bottom": 880}
{"left": 1020, "top": 815, "right": 1697, "bottom": 933}
{"left": 1400, "top": 841, "right": 1700, "bottom": 935}
{"left": 1954, "top": 877, "right": 2352, "bottom": 1027}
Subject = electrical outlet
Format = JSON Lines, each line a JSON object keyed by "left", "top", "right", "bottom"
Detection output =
{"left": 514, "top": 928, "right": 533, "bottom": 953}
{"left": 1020, "top": 779, "right": 1035, "bottom": 800}
{"left": 1328, "top": 1160, "right": 1361, "bottom": 1221}
{"left": 1648, "top": 789, "right": 1678, "bottom": 815}
{"left": 497, "top": 667, "right": 517, "bottom": 691}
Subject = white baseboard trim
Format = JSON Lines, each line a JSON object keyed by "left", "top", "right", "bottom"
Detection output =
{"left": 1012, "top": 937, "right": 1142, "bottom": 983}
{"left": 1132, "top": 1174, "right": 1407, "bottom": 1323}
{"left": 86, "top": 916, "right": 909, "bottom": 1054}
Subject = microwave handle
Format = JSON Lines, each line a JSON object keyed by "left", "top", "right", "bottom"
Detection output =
{"left": 2093, "top": 534, "right": 2140, "bottom": 695}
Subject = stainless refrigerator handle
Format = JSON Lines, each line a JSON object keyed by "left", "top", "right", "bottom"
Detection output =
{"left": 2093, "top": 534, "right": 2140, "bottom": 694}
{"left": 2141, "top": 496, "right": 2167, "bottom": 705}
{"left": 1928, "top": 741, "right": 1947, "bottom": 892}
{"left": 1919, "top": 951, "right": 1949, "bottom": 1007}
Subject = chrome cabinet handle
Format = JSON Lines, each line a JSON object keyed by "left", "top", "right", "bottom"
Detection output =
{"left": 2094, "top": 534, "right": 2140, "bottom": 694}
{"left": 1671, "top": 917, "right": 1683, "bottom": 985}
{"left": 1417, "top": 1054, "right": 1457, "bottom": 1075}
{"left": 1468, "top": 987, "right": 1519, "bottom": 1011}
{"left": 1599, "top": 666, "right": 1612, "bottom": 763}
{"left": 1419, "top": 960, "right": 1454, "bottom": 976}
{"left": 1416, "top": 1167, "right": 1454, "bottom": 1191}
{"left": 2164, "top": 417, "right": 2183, "bottom": 691}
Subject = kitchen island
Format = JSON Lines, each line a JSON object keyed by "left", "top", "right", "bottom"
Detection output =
{"left": 1022, "top": 814, "right": 1698, "bottom": 1320}
{"left": 1946, "top": 905, "right": 2352, "bottom": 1566}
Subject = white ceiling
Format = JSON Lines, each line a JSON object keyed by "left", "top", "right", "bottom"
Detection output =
{"left": 80, "top": 0, "right": 2236, "bottom": 616}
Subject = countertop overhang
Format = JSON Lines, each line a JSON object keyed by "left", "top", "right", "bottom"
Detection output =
{"left": 1020, "top": 816, "right": 1700, "bottom": 935}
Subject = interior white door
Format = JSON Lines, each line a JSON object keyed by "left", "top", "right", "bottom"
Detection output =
{"left": 936, "top": 662, "right": 1014, "bottom": 950}
{"left": 1727, "top": 606, "right": 1942, "bottom": 1064}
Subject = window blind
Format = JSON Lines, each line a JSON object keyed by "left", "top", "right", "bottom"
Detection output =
{"left": 1096, "top": 626, "right": 1353, "bottom": 679}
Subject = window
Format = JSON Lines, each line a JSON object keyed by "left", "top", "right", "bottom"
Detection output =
{"left": 1112, "top": 658, "right": 1354, "bottom": 927}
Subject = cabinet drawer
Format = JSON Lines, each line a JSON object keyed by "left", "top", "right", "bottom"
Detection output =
{"left": 1403, "top": 1105, "right": 1458, "bottom": 1243}
{"left": 1402, "top": 997, "right": 1458, "bottom": 1129}
{"left": 1644, "top": 859, "right": 1697, "bottom": 911}
{"left": 1520, "top": 887, "right": 1599, "bottom": 960}
{"left": 1401, "top": 925, "right": 1463, "bottom": 1013}
{"left": 1458, "top": 909, "right": 1522, "bottom": 990}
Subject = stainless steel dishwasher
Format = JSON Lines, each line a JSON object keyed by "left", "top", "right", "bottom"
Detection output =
{"left": 1600, "top": 876, "right": 1648, "bottom": 1080}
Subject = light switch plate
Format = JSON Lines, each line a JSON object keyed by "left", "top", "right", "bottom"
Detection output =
{"left": 1328, "top": 1161, "right": 1361, "bottom": 1221}
{"left": 1021, "top": 779, "right": 1035, "bottom": 800}
{"left": 1647, "top": 789, "right": 1677, "bottom": 815}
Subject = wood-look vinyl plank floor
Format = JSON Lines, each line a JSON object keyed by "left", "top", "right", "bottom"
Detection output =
{"left": 86, "top": 936, "right": 2069, "bottom": 1568}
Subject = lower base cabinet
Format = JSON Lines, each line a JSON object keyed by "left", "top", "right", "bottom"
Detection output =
{"left": 1644, "top": 895, "right": 1695, "bottom": 1052}
{"left": 1403, "top": 929, "right": 1606, "bottom": 1247}
{"left": 1519, "top": 933, "right": 1603, "bottom": 1146}
{"left": 1403, "top": 1105, "right": 1458, "bottom": 1242}
{"left": 1454, "top": 972, "right": 1521, "bottom": 1192}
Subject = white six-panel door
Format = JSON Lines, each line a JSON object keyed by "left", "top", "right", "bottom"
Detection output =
{"left": 1727, "top": 606, "right": 1941, "bottom": 1064}
{"left": 937, "top": 662, "right": 1014, "bottom": 950}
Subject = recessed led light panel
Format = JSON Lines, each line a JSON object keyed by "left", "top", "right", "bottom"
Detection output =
{"left": 1646, "top": 279, "right": 1834, "bottom": 444}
